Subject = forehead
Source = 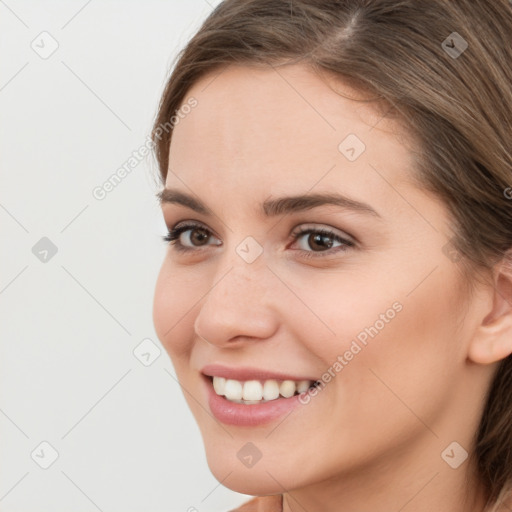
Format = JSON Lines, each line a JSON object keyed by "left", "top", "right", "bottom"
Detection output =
{"left": 166, "top": 63, "right": 414, "bottom": 206}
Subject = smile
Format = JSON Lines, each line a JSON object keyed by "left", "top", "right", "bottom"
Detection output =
{"left": 201, "top": 365, "right": 321, "bottom": 426}
{"left": 211, "top": 376, "right": 316, "bottom": 404}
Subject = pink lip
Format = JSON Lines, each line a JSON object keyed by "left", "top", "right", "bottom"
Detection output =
{"left": 201, "top": 363, "right": 317, "bottom": 382}
{"left": 203, "top": 374, "right": 307, "bottom": 426}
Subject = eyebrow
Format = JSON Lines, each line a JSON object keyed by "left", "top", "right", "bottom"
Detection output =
{"left": 157, "top": 188, "right": 381, "bottom": 218}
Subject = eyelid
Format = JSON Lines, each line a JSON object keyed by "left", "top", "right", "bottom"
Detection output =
{"left": 163, "top": 221, "right": 221, "bottom": 249}
{"left": 288, "top": 225, "right": 355, "bottom": 259}
{"left": 162, "top": 220, "right": 355, "bottom": 258}
{"left": 290, "top": 223, "right": 355, "bottom": 244}
{"left": 166, "top": 220, "right": 353, "bottom": 241}
{"left": 171, "top": 219, "right": 215, "bottom": 235}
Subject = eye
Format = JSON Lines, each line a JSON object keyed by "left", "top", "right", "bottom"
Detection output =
{"left": 162, "top": 222, "right": 355, "bottom": 258}
{"left": 289, "top": 225, "right": 355, "bottom": 259}
{"left": 162, "top": 222, "right": 221, "bottom": 252}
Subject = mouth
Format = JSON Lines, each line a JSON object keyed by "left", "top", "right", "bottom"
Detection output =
{"left": 200, "top": 364, "right": 321, "bottom": 425}
{"left": 208, "top": 375, "right": 319, "bottom": 405}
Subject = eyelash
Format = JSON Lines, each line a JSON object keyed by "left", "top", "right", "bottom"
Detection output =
{"left": 162, "top": 222, "right": 355, "bottom": 259}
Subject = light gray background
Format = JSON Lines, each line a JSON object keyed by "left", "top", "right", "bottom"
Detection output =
{"left": 0, "top": 1, "right": 251, "bottom": 510}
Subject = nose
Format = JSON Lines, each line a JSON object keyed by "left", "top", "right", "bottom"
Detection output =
{"left": 193, "top": 257, "right": 279, "bottom": 348}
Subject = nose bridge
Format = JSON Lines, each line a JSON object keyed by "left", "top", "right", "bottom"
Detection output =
{"left": 194, "top": 247, "right": 277, "bottom": 345}
{"left": 215, "top": 231, "right": 271, "bottom": 301}
{"left": 215, "top": 257, "right": 261, "bottom": 302}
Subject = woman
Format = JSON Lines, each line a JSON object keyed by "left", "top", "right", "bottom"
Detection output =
{"left": 151, "top": 1, "right": 512, "bottom": 511}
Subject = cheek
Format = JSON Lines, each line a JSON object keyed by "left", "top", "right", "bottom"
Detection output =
{"left": 153, "top": 262, "right": 197, "bottom": 359}
{"left": 296, "top": 263, "right": 464, "bottom": 424}
{"left": 341, "top": 275, "right": 462, "bottom": 420}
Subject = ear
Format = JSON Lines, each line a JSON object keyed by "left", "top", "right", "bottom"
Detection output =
{"left": 468, "top": 254, "right": 512, "bottom": 364}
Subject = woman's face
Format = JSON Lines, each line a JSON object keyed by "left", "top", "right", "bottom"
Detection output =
{"left": 153, "top": 64, "right": 486, "bottom": 497}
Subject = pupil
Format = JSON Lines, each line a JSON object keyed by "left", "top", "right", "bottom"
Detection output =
{"left": 192, "top": 228, "right": 209, "bottom": 245}
{"left": 310, "top": 233, "right": 333, "bottom": 251}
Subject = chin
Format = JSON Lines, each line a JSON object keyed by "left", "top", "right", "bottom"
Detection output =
{"left": 203, "top": 443, "right": 308, "bottom": 496}
{"left": 208, "top": 462, "right": 285, "bottom": 496}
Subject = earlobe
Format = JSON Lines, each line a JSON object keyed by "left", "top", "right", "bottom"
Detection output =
{"left": 468, "top": 268, "right": 512, "bottom": 365}
{"left": 468, "top": 316, "right": 512, "bottom": 364}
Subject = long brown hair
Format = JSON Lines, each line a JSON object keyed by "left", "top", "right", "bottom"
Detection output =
{"left": 151, "top": 1, "right": 512, "bottom": 509}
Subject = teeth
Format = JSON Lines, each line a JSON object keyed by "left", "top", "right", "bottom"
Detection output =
{"left": 279, "top": 380, "right": 296, "bottom": 398}
{"left": 213, "top": 376, "right": 226, "bottom": 395}
{"left": 262, "top": 379, "right": 280, "bottom": 400}
{"left": 296, "top": 380, "right": 310, "bottom": 393}
{"left": 242, "top": 380, "right": 263, "bottom": 401}
{"left": 212, "top": 376, "right": 314, "bottom": 403}
{"left": 223, "top": 379, "right": 243, "bottom": 401}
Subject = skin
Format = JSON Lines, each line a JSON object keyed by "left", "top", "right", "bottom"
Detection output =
{"left": 153, "top": 63, "right": 512, "bottom": 512}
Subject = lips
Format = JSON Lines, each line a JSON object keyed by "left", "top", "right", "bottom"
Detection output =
{"left": 200, "top": 364, "right": 320, "bottom": 426}
{"left": 201, "top": 364, "right": 318, "bottom": 382}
